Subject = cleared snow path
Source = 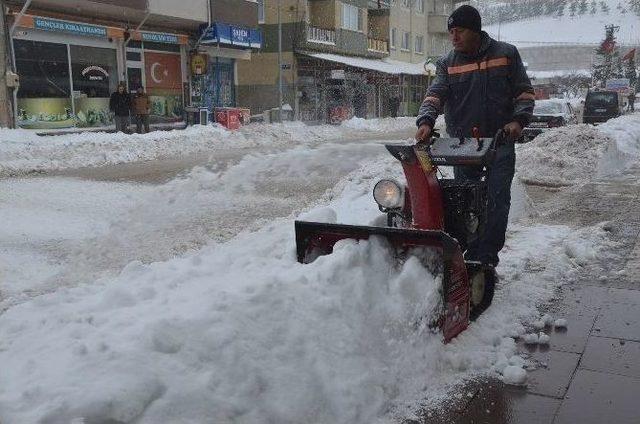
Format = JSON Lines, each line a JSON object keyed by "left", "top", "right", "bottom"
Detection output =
{"left": 0, "top": 139, "right": 401, "bottom": 311}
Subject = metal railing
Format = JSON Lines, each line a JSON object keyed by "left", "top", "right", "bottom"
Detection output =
{"left": 368, "top": 38, "right": 388, "bottom": 53}
{"left": 306, "top": 25, "right": 336, "bottom": 45}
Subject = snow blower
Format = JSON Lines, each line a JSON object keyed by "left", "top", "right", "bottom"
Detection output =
{"left": 295, "top": 131, "right": 502, "bottom": 343}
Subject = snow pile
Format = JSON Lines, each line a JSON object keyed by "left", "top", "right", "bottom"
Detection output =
{"left": 597, "top": 114, "right": 640, "bottom": 177}
{"left": 516, "top": 124, "right": 612, "bottom": 186}
{"left": 342, "top": 117, "right": 415, "bottom": 132}
{"left": 0, "top": 164, "right": 615, "bottom": 423}
{"left": 0, "top": 118, "right": 414, "bottom": 177}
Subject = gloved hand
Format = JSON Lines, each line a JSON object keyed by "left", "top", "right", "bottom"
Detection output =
{"left": 503, "top": 121, "right": 523, "bottom": 141}
{"left": 415, "top": 123, "right": 433, "bottom": 144}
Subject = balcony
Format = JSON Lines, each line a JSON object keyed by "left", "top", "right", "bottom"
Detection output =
{"left": 428, "top": 14, "right": 448, "bottom": 34}
{"left": 307, "top": 25, "right": 336, "bottom": 45}
{"left": 368, "top": 0, "right": 391, "bottom": 9}
{"left": 368, "top": 38, "right": 388, "bottom": 53}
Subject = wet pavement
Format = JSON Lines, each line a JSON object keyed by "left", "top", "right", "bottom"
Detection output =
{"left": 413, "top": 172, "right": 640, "bottom": 424}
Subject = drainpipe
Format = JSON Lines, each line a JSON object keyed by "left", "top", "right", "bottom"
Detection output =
{"left": 124, "top": 11, "right": 151, "bottom": 47}
{"left": 9, "top": 0, "right": 32, "bottom": 37}
{"left": 278, "top": 0, "right": 283, "bottom": 122}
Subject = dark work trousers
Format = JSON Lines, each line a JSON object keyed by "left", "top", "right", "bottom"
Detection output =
{"left": 135, "top": 114, "right": 150, "bottom": 134}
{"left": 453, "top": 142, "right": 516, "bottom": 266}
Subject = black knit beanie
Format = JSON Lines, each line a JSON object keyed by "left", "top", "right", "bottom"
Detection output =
{"left": 447, "top": 5, "right": 482, "bottom": 33}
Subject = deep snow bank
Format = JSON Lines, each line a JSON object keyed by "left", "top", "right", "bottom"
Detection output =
{"left": 0, "top": 117, "right": 415, "bottom": 177}
{"left": 0, "top": 155, "right": 614, "bottom": 423}
{"left": 517, "top": 114, "right": 640, "bottom": 186}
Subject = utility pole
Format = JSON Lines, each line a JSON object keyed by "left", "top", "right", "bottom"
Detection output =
{"left": 0, "top": 0, "right": 13, "bottom": 128}
{"left": 277, "top": 0, "right": 283, "bottom": 122}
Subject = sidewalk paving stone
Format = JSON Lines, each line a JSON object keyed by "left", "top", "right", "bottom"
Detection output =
{"left": 580, "top": 336, "right": 640, "bottom": 379}
{"left": 554, "top": 369, "right": 640, "bottom": 424}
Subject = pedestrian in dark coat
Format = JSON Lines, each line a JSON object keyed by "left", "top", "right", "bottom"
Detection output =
{"left": 415, "top": 5, "right": 535, "bottom": 266}
{"left": 109, "top": 82, "right": 131, "bottom": 133}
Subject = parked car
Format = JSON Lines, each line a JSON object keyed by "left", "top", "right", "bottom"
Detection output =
{"left": 522, "top": 99, "right": 578, "bottom": 141}
{"left": 582, "top": 90, "right": 624, "bottom": 125}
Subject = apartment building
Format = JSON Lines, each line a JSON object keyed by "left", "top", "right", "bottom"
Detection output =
{"left": 239, "top": 0, "right": 428, "bottom": 123}
{"left": 388, "top": 0, "right": 454, "bottom": 114}
{"left": 5, "top": 0, "right": 261, "bottom": 130}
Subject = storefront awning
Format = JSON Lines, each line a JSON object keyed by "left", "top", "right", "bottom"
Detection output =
{"left": 300, "top": 51, "right": 436, "bottom": 76}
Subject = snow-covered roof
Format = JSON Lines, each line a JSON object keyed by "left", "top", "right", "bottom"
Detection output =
{"left": 300, "top": 51, "right": 435, "bottom": 75}
{"left": 528, "top": 69, "right": 591, "bottom": 79}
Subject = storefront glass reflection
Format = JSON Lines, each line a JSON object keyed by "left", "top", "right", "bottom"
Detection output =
{"left": 70, "top": 45, "right": 117, "bottom": 128}
{"left": 15, "top": 40, "right": 118, "bottom": 129}
{"left": 15, "top": 40, "right": 73, "bottom": 129}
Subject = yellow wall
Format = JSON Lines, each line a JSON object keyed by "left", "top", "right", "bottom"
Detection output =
{"left": 264, "top": 0, "right": 305, "bottom": 24}
{"left": 308, "top": 0, "right": 336, "bottom": 28}
{"left": 237, "top": 51, "right": 296, "bottom": 85}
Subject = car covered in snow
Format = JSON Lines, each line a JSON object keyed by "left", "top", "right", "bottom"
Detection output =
{"left": 583, "top": 90, "right": 624, "bottom": 125}
{"left": 522, "top": 100, "right": 578, "bottom": 141}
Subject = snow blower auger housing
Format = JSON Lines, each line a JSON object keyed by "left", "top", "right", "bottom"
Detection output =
{"left": 295, "top": 132, "right": 502, "bottom": 343}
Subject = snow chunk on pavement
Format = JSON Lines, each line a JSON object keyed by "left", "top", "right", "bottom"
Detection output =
{"left": 538, "top": 333, "right": 550, "bottom": 345}
{"left": 554, "top": 318, "right": 568, "bottom": 329}
{"left": 523, "top": 333, "right": 539, "bottom": 345}
{"left": 502, "top": 366, "right": 527, "bottom": 386}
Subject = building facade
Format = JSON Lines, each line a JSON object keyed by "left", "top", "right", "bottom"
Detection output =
{"left": 5, "top": 0, "right": 261, "bottom": 130}
{"left": 239, "top": 0, "right": 452, "bottom": 122}
{"left": 388, "top": 0, "right": 453, "bottom": 115}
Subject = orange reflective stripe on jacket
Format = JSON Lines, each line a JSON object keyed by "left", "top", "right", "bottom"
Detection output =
{"left": 447, "top": 57, "right": 510, "bottom": 75}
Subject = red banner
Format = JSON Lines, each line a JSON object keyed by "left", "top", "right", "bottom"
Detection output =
{"left": 144, "top": 52, "right": 182, "bottom": 91}
{"left": 623, "top": 48, "right": 636, "bottom": 61}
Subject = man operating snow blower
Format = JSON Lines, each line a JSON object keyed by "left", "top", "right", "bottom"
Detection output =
{"left": 415, "top": 5, "right": 535, "bottom": 267}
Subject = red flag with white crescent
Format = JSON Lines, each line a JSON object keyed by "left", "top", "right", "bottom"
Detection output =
{"left": 144, "top": 52, "right": 182, "bottom": 91}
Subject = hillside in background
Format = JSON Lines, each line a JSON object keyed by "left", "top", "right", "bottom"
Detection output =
{"left": 474, "top": 0, "right": 640, "bottom": 47}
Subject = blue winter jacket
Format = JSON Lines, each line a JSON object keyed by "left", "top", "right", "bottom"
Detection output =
{"left": 416, "top": 32, "right": 535, "bottom": 138}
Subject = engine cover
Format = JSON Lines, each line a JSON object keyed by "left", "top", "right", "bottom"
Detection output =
{"left": 440, "top": 179, "right": 488, "bottom": 252}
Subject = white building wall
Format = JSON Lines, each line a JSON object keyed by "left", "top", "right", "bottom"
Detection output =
{"left": 148, "top": 0, "right": 209, "bottom": 21}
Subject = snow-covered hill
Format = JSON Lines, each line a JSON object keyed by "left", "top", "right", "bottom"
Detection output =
{"left": 482, "top": 0, "right": 640, "bottom": 47}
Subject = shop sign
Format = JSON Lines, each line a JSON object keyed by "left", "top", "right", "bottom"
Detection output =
{"left": 33, "top": 17, "right": 107, "bottom": 38}
{"left": 141, "top": 32, "right": 180, "bottom": 44}
{"left": 231, "top": 27, "right": 250, "bottom": 46}
{"left": 81, "top": 65, "right": 109, "bottom": 81}
{"left": 190, "top": 54, "right": 207, "bottom": 76}
{"left": 199, "top": 23, "right": 262, "bottom": 49}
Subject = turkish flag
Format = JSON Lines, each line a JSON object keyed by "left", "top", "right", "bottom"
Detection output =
{"left": 144, "top": 52, "right": 182, "bottom": 91}
{"left": 623, "top": 48, "right": 636, "bottom": 61}
{"left": 601, "top": 38, "right": 615, "bottom": 54}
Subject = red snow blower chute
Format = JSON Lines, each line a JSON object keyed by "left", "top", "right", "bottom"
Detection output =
{"left": 295, "top": 131, "right": 504, "bottom": 342}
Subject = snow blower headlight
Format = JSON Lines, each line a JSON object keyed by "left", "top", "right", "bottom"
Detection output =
{"left": 373, "top": 179, "right": 404, "bottom": 210}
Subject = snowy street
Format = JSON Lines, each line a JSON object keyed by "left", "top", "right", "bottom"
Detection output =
{"left": 1, "top": 116, "right": 639, "bottom": 423}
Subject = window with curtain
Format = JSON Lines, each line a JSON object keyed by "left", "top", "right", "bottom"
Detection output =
{"left": 415, "top": 35, "right": 424, "bottom": 53}
{"left": 342, "top": 3, "right": 362, "bottom": 32}
{"left": 401, "top": 31, "right": 410, "bottom": 50}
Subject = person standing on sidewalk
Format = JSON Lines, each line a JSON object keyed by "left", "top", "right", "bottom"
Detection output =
{"left": 109, "top": 82, "right": 131, "bottom": 133}
{"left": 415, "top": 5, "right": 535, "bottom": 267}
{"left": 132, "top": 87, "right": 151, "bottom": 134}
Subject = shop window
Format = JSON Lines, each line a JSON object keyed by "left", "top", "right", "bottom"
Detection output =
{"left": 70, "top": 45, "right": 118, "bottom": 128}
{"left": 15, "top": 39, "right": 73, "bottom": 129}
{"left": 144, "top": 51, "right": 184, "bottom": 123}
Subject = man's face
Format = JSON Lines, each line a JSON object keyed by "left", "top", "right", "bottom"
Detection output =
{"left": 118, "top": 86, "right": 124, "bottom": 93}
{"left": 449, "top": 27, "right": 478, "bottom": 53}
